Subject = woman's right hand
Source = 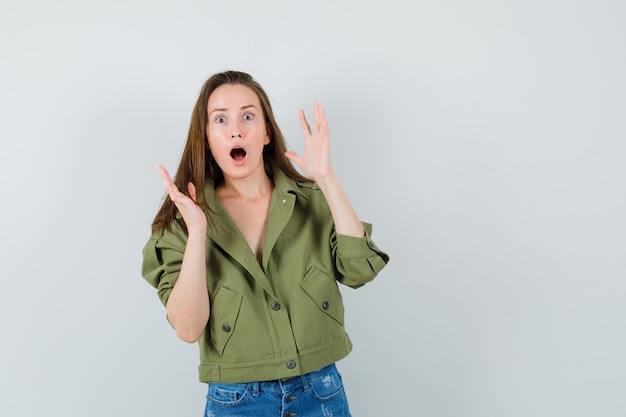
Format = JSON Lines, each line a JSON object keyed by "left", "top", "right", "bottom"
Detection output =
{"left": 157, "top": 164, "right": 207, "bottom": 232}
{"left": 157, "top": 164, "right": 210, "bottom": 342}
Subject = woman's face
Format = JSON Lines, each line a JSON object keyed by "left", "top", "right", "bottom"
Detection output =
{"left": 206, "top": 83, "right": 270, "bottom": 181}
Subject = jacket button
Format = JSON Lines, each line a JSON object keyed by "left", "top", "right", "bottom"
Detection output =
{"left": 322, "top": 301, "right": 330, "bottom": 310}
{"left": 222, "top": 324, "right": 231, "bottom": 333}
{"left": 272, "top": 302, "right": 281, "bottom": 311}
{"left": 285, "top": 395, "right": 296, "bottom": 403}
{"left": 286, "top": 360, "right": 296, "bottom": 369}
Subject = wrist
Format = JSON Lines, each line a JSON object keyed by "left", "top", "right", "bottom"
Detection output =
{"left": 187, "top": 226, "right": 207, "bottom": 240}
{"left": 312, "top": 169, "right": 337, "bottom": 187}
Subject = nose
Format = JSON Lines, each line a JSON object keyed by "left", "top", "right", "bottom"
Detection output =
{"left": 230, "top": 120, "right": 243, "bottom": 139}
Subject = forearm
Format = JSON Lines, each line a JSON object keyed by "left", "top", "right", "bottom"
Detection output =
{"left": 315, "top": 171, "right": 365, "bottom": 238}
{"left": 166, "top": 229, "right": 209, "bottom": 343}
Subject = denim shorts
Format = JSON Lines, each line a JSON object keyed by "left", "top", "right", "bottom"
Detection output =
{"left": 203, "top": 363, "right": 352, "bottom": 417}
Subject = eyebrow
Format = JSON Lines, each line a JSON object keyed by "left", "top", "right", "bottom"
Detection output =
{"left": 208, "top": 104, "right": 258, "bottom": 116}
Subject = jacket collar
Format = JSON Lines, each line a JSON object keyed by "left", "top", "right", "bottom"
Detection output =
{"left": 201, "top": 161, "right": 310, "bottom": 204}
{"left": 266, "top": 162, "right": 310, "bottom": 200}
{"left": 174, "top": 161, "right": 309, "bottom": 220}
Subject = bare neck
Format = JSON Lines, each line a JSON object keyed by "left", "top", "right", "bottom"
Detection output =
{"left": 217, "top": 171, "right": 274, "bottom": 201}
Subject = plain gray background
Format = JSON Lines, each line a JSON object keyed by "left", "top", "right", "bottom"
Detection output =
{"left": 1, "top": 0, "right": 625, "bottom": 416}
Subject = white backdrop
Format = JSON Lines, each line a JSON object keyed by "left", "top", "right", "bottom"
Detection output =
{"left": 1, "top": 0, "right": 625, "bottom": 416}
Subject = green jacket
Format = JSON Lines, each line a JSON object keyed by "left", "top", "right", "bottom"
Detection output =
{"left": 141, "top": 166, "right": 389, "bottom": 383}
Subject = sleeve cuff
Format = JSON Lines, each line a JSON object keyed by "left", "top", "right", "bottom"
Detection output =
{"left": 335, "top": 222, "right": 388, "bottom": 261}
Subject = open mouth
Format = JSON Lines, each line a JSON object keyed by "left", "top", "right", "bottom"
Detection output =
{"left": 230, "top": 147, "right": 247, "bottom": 162}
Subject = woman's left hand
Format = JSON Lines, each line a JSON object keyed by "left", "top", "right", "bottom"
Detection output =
{"left": 285, "top": 102, "right": 334, "bottom": 181}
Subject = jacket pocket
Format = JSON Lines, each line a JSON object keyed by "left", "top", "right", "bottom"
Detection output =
{"left": 209, "top": 286, "right": 243, "bottom": 355}
{"left": 300, "top": 267, "right": 345, "bottom": 326}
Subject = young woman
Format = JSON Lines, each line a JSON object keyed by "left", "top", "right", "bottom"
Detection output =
{"left": 142, "top": 70, "right": 389, "bottom": 417}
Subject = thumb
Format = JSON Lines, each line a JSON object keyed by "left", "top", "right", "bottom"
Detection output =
{"left": 285, "top": 151, "right": 303, "bottom": 166}
{"left": 187, "top": 182, "right": 197, "bottom": 202}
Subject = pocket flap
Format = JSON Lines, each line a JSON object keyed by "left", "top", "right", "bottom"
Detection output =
{"left": 209, "top": 287, "right": 243, "bottom": 354}
{"left": 300, "top": 267, "right": 345, "bottom": 326}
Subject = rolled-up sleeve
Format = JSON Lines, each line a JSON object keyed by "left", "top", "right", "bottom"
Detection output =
{"left": 141, "top": 221, "right": 187, "bottom": 307}
{"left": 332, "top": 222, "right": 390, "bottom": 289}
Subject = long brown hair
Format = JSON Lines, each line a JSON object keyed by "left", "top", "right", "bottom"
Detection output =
{"left": 151, "top": 70, "right": 309, "bottom": 233}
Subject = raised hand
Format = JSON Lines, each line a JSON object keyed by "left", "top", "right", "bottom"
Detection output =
{"left": 285, "top": 102, "right": 334, "bottom": 181}
{"left": 157, "top": 164, "right": 207, "bottom": 232}
{"left": 285, "top": 103, "right": 364, "bottom": 237}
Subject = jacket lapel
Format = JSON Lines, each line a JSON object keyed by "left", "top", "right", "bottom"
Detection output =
{"left": 204, "top": 182, "right": 277, "bottom": 298}
{"left": 262, "top": 190, "right": 295, "bottom": 271}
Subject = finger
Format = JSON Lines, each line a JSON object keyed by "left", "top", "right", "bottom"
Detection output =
{"left": 187, "top": 182, "right": 197, "bottom": 202}
{"left": 156, "top": 164, "right": 173, "bottom": 186}
{"left": 285, "top": 151, "right": 303, "bottom": 167}
{"left": 312, "top": 103, "right": 319, "bottom": 133}
{"left": 314, "top": 102, "right": 327, "bottom": 135}
{"left": 319, "top": 103, "right": 327, "bottom": 127}
{"left": 157, "top": 164, "right": 183, "bottom": 200}
{"left": 299, "top": 109, "right": 311, "bottom": 136}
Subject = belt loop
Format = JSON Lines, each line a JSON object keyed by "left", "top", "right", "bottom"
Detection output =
{"left": 300, "top": 372, "right": 310, "bottom": 393}
{"left": 251, "top": 382, "right": 260, "bottom": 397}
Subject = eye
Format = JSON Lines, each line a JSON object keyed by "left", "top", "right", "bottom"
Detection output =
{"left": 243, "top": 113, "right": 254, "bottom": 121}
{"left": 215, "top": 116, "right": 226, "bottom": 124}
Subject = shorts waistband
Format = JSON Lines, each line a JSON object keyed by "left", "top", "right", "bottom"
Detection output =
{"left": 250, "top": 363, "right": 336, "bottom": 394}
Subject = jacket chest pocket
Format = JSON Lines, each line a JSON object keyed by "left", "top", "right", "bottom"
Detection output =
{"left": 300, "top": 267, "right": 345, "bottom": 326}
{"left": 209, "top": 287, "right": 243, "bottom": 354}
